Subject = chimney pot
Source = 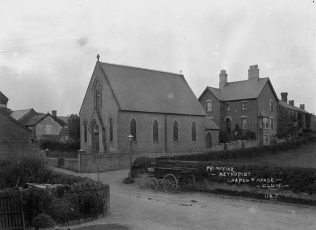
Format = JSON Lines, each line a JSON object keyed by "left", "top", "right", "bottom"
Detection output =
{"left": 289, "top": 100, "right": 294, "bottom": 106}
{"left": 219, "top": 69, "right": 228, "bottom": 89}
{"left": 281, "top": 92, "right": 288, "bottom": 103}
{"left": 248, "top": 65, "right": 259, "bottom": 80}
{"left": 52, "top": 110, "right": 57, "bottom": 117}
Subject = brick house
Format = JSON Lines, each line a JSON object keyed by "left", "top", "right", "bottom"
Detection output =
{"left": 199, "top": 65, "right": 279, "bottom": 145}
{"left": 278, "top": 92, "right": 311, "bottom": 138}
{"left": 79, "top": 59, "right": 218, "bottom": 156}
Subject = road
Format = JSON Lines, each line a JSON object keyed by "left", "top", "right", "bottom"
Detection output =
{"left": 53, "top": 167, "right": 316, "bottom": 230}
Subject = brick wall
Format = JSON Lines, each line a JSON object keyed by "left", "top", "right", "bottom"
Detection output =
{"left": 117, "top": 111, "right": 206, "bottom": 154}
{"left": 199, "top": 90, "right": 221, "bottom": 126}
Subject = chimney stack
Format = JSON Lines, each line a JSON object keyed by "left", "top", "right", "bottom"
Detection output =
{"left": 52, "top": 110, "right": 57, "bottom": 117}
{"left": 219, "top": 70, "right": 228, "bottom": 89}
{"left": 281, "top": 92, "right": 288, "bottom": 103}
{"left": 300, "top": 104, "right": 305, "bottom": 110}
{"left": 289, "top": 100, "right": 294, "bottom": 106}
{"left": 248, "top": 65, "right": 259, "bottom": 80}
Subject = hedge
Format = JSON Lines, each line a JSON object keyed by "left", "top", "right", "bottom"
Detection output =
{"left": 39, "top": 139, "right": 80, "bottom": 152}
{"left": 175, "top": 137, "right": 316, "bottom": 162}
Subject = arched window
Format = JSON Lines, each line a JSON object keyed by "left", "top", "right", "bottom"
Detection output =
{"left": 192, "top": 122, "right": 196, "bottom": 141}
{"left": 109, "top": 118, "right": 113, "bottom": 142}
{"left": 225, "top": 117, "right": 232, "bottom": 133}
{"left": 130, "top": 119, "right": 136, "bottom": 141}
{"left": 84, "top": 120, "right": 87, "bottom": 142}
{"left": 153, "top": 120, "right": 158, "bottom": 142}
{"left": 173, "top": 120, "right": 178, "bottom": 142}
{"left": 95, "top": 81, "right": 102, "bottom": 110}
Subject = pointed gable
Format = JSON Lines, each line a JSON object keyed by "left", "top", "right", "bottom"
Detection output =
{"left": 99, "top": 62, "right": 206, "bottom": 116}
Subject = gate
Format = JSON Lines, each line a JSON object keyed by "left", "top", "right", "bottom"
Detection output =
{"left": 0, "top": 188, "right": 25, "bottom": 230}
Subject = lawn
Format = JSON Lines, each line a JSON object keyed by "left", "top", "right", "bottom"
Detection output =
{"left": 225, "top": 142, "right": 316, "bottom": 168}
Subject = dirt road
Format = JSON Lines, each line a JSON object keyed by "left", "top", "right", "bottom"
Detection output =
{"left": 53, "top": 168, "right": 316, "bottom": 230}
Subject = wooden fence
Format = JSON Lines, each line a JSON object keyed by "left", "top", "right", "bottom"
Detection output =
{"left": 0, "top": 188, "right": 25, "bottom": 230}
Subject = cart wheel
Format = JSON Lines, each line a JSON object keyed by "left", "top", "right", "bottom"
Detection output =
{"left": 148, "top": 177, "right": 159, "bottom": 192}
{"left": 138, "top": 174, "right": 149, "bottom": 189}
{"left": 163, "top": 174, "right": 178, "bottom": 193}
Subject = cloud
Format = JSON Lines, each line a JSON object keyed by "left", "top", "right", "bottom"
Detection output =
{"left": 77, "top": 36, "right": 89, "bottom": 47}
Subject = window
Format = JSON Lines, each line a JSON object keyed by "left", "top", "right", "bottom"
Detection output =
{"left": 84, "top": 120, "right": 87, "bottom": 142}
{"left": 206, "top": 100, "right": 212, "bottom": 112}
{"left": 109, "top": 118, "right": 113, "bottom": 142}
{"left": 153, "top": 120, "right": 158, "bottom": 142}
{"left": 241, "top": 117, "right": 247, "bottom": 129}
{"left": 192, "top": 122, "right": 196, "bottom": 141}
{"left": 264, "top": 135, "right": 269, "bottom": 144}
{"left": 95, "top": 81, "right": 102, "bottom": 110}
{"left": 226, "top": 102, "right": 231, "bottom": 112}
{"left": 270, "top": 118, "right": 273, "bottom": 130}
{"left": 241, "top": 101, "right": 247, "bottom": 110}
{"left": 225, "top": 117, "right": 232, "bottom": 133}
{"left": 130, "top": 119, "right": 136, "bottom": 141}
{"left": 269, "top": 100, "right": 273, "bottom": 112}
{"left": 262, "top": 117, "right": 269, "bottom": 129}
{"left": 173, "top": 120, "right": 178, "bottom": 142}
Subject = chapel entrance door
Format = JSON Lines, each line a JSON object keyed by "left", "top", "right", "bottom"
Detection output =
{"left": 91, "top": 123, "right": 99, "bottom": 153}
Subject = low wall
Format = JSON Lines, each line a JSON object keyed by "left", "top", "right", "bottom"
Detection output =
{"left": 46, "top": 157, "right": 58, "bottom": 167}
{"left": 63, "top": 158, "right": 79, "bottom": 172}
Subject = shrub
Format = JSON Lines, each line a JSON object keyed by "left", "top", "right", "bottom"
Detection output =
{"left": 175, "top": 137, "right": 311, "bottom": 162}
{"left": 47, "top": 197, "right": 79, "bottom": 223}
{"left": 32, "top": 213, "right": 56, "bottom": 230}
{"left": 77, "top": 190, "right": 104, "bottom": 218}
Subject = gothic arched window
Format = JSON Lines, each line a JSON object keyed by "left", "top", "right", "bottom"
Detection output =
{"left": 109, "top": 118, "right": 113, "bottom": 142}
{"left": 192, "top": 121, "right": 196, "bottom": 141}
{"left": 173, "top": 120, "right": 178, "bottom": 142}
{"left": 95, "top": 81, "right": 102, "bottom": 110}
{"left": 153, "top": 120, "right": 158, "bottom": 142}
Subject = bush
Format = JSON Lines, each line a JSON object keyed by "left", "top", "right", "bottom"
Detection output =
{"left": 39, "top": 139, "right": 80, "bottom": 152}
{"left": 47, "top": 197, "right": 79, "bottom": 223}
{"left": 32, "top": 214, "right": 56, "bottom": 230}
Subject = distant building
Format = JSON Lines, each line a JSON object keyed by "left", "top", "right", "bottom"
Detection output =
{"left": 199, "top": 65, "right": 279, "bottom": 145}
{"left": 79, "top": 60, "right": 218, "bottom": 156}
{"left": 278, "top": 92, "right": 311, "bottom": 138}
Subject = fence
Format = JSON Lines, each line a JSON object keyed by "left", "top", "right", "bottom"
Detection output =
{"left": 0, "top": 188, "right": 25, "bottom": 230}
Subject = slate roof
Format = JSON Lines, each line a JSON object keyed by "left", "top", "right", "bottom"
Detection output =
{"left": 99, "top": 62, "right": 206, "bottom": 116}
{"left": 200, "top": 78, "right": 278, "bottom": 102}
{"left": 279, "top": 101, "right": 309, "bottom": 113}
{"left": 205, "top": 117, "right": 220, "bottom": 130}
{"left": 10, "top": 109, "right": 34, "bottom": 121}
{"left": 24, "top": 114, "right": 47, "bottom": 126}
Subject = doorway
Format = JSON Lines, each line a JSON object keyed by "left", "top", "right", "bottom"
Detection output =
{"left": 206, "top": 133, "right": 212, "bottom": 149}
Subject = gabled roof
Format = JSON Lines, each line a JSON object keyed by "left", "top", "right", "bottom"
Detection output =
{"left": 10, "top": 109, "right": 35, "bottom": 121}
{"left": 24, "top": 114, "right": 47, "bottom": 126}
{"left": 0, "top": 91, "right": 8, "bottom": 104}
{"left": 200, "top": 78, "right": 278, "bottom": 102}
{"left": 57, "top": 116, "right": 68, "bottom": 124}
{"left": 98, "top": 62, "right": 206, "bottom": 116}
{"left": 279, "top": 101, "right": 309, "bottom": 113}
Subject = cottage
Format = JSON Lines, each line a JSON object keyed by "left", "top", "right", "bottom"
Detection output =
{"left": 79, "top": 58, "right": 218, "bottom": 157}
{"left": 199, "top": 65, "right": 279, "bottom": 145}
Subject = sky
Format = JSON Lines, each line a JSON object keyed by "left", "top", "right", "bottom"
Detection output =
{"left": 0, "top": 0, "right": 315, "bottom": 116}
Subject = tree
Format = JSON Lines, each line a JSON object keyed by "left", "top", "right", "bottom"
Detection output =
{"left": 67, "top": 114, "right": 80, "bottom": 141}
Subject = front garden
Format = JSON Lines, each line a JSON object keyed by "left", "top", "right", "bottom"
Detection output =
{"left": 0, "top": 157, "right": 109, "bottom": 229}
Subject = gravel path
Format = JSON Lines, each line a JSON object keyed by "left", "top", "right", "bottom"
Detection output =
{"left": 53, "top": 167, "right": 316, "bottom": 230}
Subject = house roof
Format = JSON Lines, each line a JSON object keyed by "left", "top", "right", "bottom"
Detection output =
{"left": 24, "top": 114, "right": 47, "bottom": 126}
{"left": 279, "top": 101, "right": 309, "bottom": 113}
{"left": 10, "top": 109, "right": 34, "bottom": 121}
{"left": 200, "top": 78, "right": 278, "bottom": 102}
{"left": 0, "top": 109, "right": 31, "bottom": 135}
{"left": 57, "top": 116, "right": 68, "bottom": 124}
{"left": 205, "top": 117, "right": 220, "bottom": 130}
{"left": 99, "top": 62, "right": 206, "bottom": 116}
